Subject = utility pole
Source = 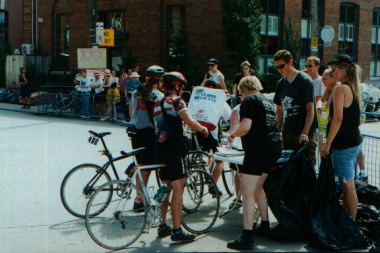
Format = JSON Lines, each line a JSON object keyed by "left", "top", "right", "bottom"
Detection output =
{"left": 310, "top": 0, "right": 319, "bottom": 56}
{"left": 89, "top": 0, "right": 98, "bottom": 46}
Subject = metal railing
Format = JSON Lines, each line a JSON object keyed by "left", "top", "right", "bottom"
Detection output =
{"left": 361, "top": 134, "right": 380, "bottom": 188}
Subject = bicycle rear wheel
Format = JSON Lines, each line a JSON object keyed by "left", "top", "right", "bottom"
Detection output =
{"left": 182, "top": 169, "right": 220, "bottom": 234}
{"left": 85, "top": 180, "right": 146, "bottom": 250}
{"left": 60, "top": 163, "right": 112, "bottom": 218}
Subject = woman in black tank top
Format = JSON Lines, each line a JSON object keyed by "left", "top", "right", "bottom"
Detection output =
{"left": 320, "top": 55, "right": 362, "bottom": 220}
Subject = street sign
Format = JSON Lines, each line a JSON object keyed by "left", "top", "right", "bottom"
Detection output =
{"left": 77, "top": 48, "right": 107, "bottom": 69}
{"left": 321, "top": 26, "right": 335, "bottom": 47}
{"left": 311, "top": 36, "right": 319, "bottom": 53}
{"left": 100, "top": 29, "right": 115, "bottom": 47}
{"left": 95, "top": 22, "right": 104, "bottom": 45}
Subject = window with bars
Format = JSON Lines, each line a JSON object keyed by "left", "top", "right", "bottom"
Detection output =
{"left": 258, "top": 0, "right": 283, "bottom": 75}
{"left": 371, "top": 8, "right": 380, "bottom": 77}
{"left": 0, "top": 10, "right": 8, "bottom": 49}
{"left": 165, "top": 5, "right": 185, "bottom": 57}
{"left": 338, "top": 3, "right": 358, "bottom": 60}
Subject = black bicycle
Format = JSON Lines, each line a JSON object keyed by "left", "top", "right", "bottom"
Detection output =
{"left": 60, "top": 130, "right": 146, "bottom": 219}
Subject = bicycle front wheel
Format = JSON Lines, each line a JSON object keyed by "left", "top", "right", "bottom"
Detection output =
{"left": 85, "top": 180, "right": 146, "bottom": 250}
{"left": 60, "top": 163, "right": 112, "bottom": 218}
{"left": 182, "top": 169, "right": 220, "bottom": 234}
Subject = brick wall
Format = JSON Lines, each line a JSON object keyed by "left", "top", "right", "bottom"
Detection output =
{"left": 7, "top": 0, "right": 380, "bottom": 81}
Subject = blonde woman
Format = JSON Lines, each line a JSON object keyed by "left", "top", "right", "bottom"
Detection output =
{"left": 227, "top": 76, "right": 281, "bottom": 250}
{"left": 320, "top": 55, "right": 363, "bottom": 220}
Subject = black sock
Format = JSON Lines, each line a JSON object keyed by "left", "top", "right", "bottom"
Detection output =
{"left": 260, "top": 220, "right": 270, "bottom": 229}
{"left": 242, "top": 229, "right": 252, "bottom": 239}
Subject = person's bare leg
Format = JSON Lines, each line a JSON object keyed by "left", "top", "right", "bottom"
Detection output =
{"left": 235, "top": 174, "right": 240, "bottom": 198}
{"left": 160, "top": 182, "right": 172, "bottom": 225}
{"left": 212, "top": 160, "right": 224, "bottom": 183}
{"left": 240, "top": 173, "right": 260, "bottom": 230}
{"left": 254, "top": 173, "right": 269, "bottom": 221}
{"left": 135, "top": 171, "right": 151, "bottom": 203}
{"left": 170, "top": 178, "right": 185, "bottom": 229}
{"left": 341, "top": 178, "right": 358, "bottom": 220}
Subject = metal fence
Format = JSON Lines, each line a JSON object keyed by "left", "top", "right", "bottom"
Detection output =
{"left": 361, "top": 134, "right": 380, "bottom": 188}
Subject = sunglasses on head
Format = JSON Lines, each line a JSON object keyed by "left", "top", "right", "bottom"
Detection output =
{"left": 275, "top": 63, "right": 286, "bottom": 70}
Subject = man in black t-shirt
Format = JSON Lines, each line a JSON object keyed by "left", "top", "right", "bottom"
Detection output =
{"left": 273, "top": 50, "right": 316, "bottom": 166}
{"left": 227, "top": 76, "right": 282, "bottom": 250}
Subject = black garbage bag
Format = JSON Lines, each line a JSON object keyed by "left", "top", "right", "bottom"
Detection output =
{"left": 310, "top": 156, "right": 369, "bottom": 251}
{"left": 357, "top": 203, "right": 380, "bottom": 241}
{"left": 264, "top": 142, "right": 317, "bottom": 240}
{"left": 355, "top": 181, "right": 380, "bottom": 209}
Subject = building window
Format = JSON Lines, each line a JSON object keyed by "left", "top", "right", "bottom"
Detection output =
{"left": 0, "top": 10, "right": 8, "bottom": 49}
{"left": 259, "top": 0, "right": 284, "bottom": 75}
{"left": 165, "top": 5, "right": 185, "bottom": 57}
{"left": 98, "top": 11, "right": 125, "bottom": 32}
{"left": 371, "top": 8, "right": 380, "bottom": 78}
{"left": 338, "top": 3, "right": 359, "bottom": 60}
{"left": 63, "top": 25, "right": 70, "bottom": 50}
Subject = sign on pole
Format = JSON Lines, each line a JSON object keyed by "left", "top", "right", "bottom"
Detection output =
{"left": 321, "top": 26, "right": 335, "bottom": 47}
{"left": 100, "top": 29, "right": 115, "bottom": 47}
{"left": 311, "top": 36, "right": 319, "bottom": 53}
{"left": 96, "top": 22, "right": 104, "bottom": 45}
{"left": 77, "top": 48, "right": 107, "bottom": 69}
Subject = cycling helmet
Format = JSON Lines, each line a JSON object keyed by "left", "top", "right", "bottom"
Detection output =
{"left": 162, "top": 71, "right": 187, "bottom": 94}
{"left": 146, "top": 65, "right": 165, "bottom": 80}
{"left": 204, "top": 79, "right": 221, "bottom": 89}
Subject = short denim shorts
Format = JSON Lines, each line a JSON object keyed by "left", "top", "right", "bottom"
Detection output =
{"left": 331, "top": 144, "right": 362, "bottom": 182}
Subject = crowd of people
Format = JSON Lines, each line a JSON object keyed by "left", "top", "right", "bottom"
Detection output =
{"left": 118, "top": 50, "right": 369, "bottom": 249}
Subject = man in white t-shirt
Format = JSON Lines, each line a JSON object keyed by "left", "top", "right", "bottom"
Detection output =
{"left": 305, "top": 56, "right": 324, "bottom": 108}
{"left": 75, "top": 69, "right": 92, "bottom": 119}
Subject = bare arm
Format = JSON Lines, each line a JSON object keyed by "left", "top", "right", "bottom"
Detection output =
{"left": 325, "top": 86, "right": 345, "bottom": 148}
{"left": 302, "top": 102, "right": 315, "bottom": 135}
{"left": 179, "top": 110, "right": 208, "bottom": 136}
{"left": 321, "top": 88, "right": 332, "bottom": 104}
{"left": 228, "top": 118, "right": 251, "bottom": 143}
{"left": 276, "top": 105, "right": 284, "bottom": 131}
{"left": 229, "top": 109, "right": 239, "bottom": 132}
{"left": 219, "top": 75, "right": 226, "bottom": 90}
{"left": 200, "top": 74, "right": 208, "bottom": 86}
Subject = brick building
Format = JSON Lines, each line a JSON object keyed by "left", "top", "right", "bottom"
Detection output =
{"left": 3, "top": 0, "right": 380, "bottom": 84}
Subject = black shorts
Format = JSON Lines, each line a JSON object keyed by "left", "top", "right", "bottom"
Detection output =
{"left": 241, "top": 146, "right": 282, "bottom": 176}
{"left": 157, "top": 143, "right": 186, "bottom": 181}
{"left": 196, "top": 133, "right": 219, "bottom": 153}
{"left": 131, "top": 128, "right": 158, "bottom": 165}
{"left": 229, "top": 163, "right": 243, "bottom": 171}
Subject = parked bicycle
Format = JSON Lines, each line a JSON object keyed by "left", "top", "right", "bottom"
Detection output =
{"left": 85, "top": 149, "right": 220, "bottom": 250}
{"left": 43, "top": 90, "right": 81, "bottom": 115}
{"left": 60, "top": 130, "right": 154, "bottom": 218}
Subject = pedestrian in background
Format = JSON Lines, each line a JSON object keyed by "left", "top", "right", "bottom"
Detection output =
{"left": 75, "top": 69, "right": 91, "bottom": 119}
{"left": 201, "top": 58, "right": 226, "bottom": 90}
{"left": 101, "top": 82, "right": 121, "bottom": 121}
{"left": 19, "top": 67, "right": 32, "bottom": 109}
{"left": 320, "top": 55, "right": 363, "bottom": 220}
{"left": 305, "top": 56, "right": 324, "bottom": 110}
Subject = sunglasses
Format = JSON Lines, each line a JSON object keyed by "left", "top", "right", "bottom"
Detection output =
{"left": 305, "top": 64, "right": 314, "bottom": 68}
{"left": 275, "top": 63, "right": 286, "bottom": 70}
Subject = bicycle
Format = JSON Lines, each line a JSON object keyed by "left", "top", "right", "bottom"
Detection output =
{"left": 60, "top": 130, "right": 153, "bottom": 219}
{"left": 85, "top": 150, "right": 220, "bottom": 250}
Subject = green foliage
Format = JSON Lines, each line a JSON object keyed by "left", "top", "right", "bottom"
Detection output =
{"left": 283, "top": 18, "right": 301, "bottom": 69}
{"left": 0, "top": 44, "right": 12, "bottom": 86}
{"left": 163, "top": 27, "right": 203, "bottom": 88}
{"left": 222, "top": 0, "right": 263, "bottom": 71}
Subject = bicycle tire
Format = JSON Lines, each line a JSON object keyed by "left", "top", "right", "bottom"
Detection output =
{"left": 221, "top": 169, "right": 234, "bottom": 196}
{"left": 60, "top": 163, "right": 112, "bottom": 218}
{"left": 182, "top": 169, "right": 220, "bottom": 234}
{"left": 155, "top": 169, "right": 162, "bottom": 187}
{"left": 85, "top": 180, "right": 146, "bottom": 250}
{"left": 183, "top": 167, "right": 204, "bottom": 213}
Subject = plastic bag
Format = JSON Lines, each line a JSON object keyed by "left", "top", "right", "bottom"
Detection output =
{"left": 310, "top": 156, "right": 369, "bottom": 251}
{"left": 264, "top": 142, "right": 316, "bottom": 240}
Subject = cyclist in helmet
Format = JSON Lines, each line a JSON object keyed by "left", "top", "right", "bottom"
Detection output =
{"left": 129, "top": 65, "right": 165, "bottom": 212}
{"left": 151, "top": 71, "right": 209, "bottom": 242}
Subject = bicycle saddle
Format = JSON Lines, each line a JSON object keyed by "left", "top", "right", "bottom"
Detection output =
{"left": 88, "top": 130, "right": 111, "bottom": 138}
{"left": 120, "top": 147, "right": 146, "bottom": 157}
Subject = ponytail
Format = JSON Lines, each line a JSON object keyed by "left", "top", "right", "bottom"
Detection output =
{"left": 346, "top": 63, "right": 362, "bottom": 108}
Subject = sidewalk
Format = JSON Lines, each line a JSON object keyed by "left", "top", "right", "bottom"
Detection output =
{"left": 0, "top": 102, "right": 129, "bottom": 125}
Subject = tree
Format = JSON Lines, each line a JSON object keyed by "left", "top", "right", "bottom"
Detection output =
{"left": 222, "top": 0, "right": 263, "bottom": 71}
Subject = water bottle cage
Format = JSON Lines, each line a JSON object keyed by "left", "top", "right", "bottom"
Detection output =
{"left": 88, "top": 134, "right": 99, "bottom": 145}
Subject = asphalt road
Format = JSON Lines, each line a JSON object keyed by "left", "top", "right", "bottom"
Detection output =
{"left": 1, "top": 110, "right": 378, "bottom": 253}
